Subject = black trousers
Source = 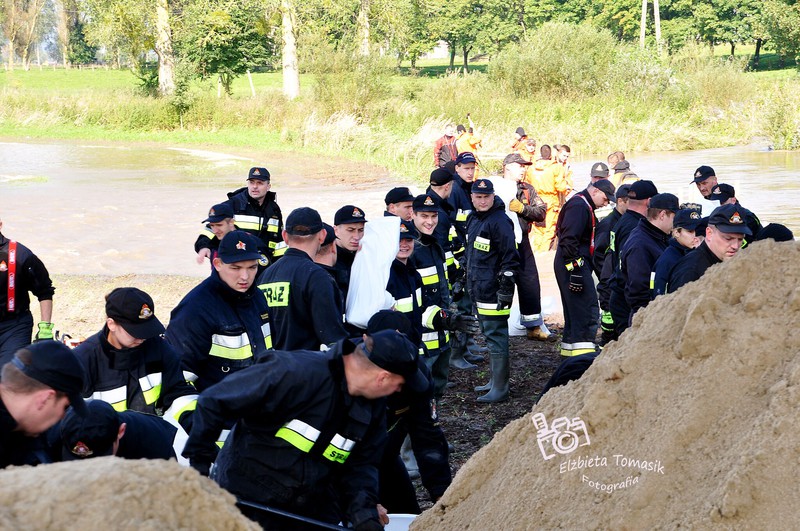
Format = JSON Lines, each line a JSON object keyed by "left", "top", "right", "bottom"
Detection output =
{"left": 0, "top": 311, "right": 33, "bottom": 366}
{"left": 517, "top": 235, "right": 543, "bottom": 325}
{"left": 553, "top": 254, "right": 598, "bottom": 356}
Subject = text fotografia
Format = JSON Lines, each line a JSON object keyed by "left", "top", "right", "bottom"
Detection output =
{"left": 560, "top": 454, "right": 666, "bottom": 475}
{"left": 582, "top": 475, "right": 639, "bottom": 493}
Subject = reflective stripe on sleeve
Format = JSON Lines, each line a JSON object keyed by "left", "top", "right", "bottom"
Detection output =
{"left": 649, "top": 271, "right": 656, "bottom": 290}
{"left": 323, "top": 434, "right": 356, "bottom": 464}
{"left": 266, "top": 217, "right": 280, "bottom": 233}
{"left": 262, "top": 322, "right": 272, "bottom": 349}
{"left": 456, "top": 209, "right": 471, "bottom": 222}
{"left": 422, "top": 331, "right": 440, "bottom": 350}
{"left": 421, "top": 306, "right": 442, "bottom": 329}
{"left": 234, "top": 214, "right": 262, "bottom": 231}
{"left": 138, "top": 372, "right": 163, "bottom": 405}
{"left": 395, "top": 295, "right": 413, "bottom": 313}
{"left": 91, "top": 387, "right": 127, "bottom": 412}
{"left": 275, "top": 419, "right": 321, "bottom": 453}
{"left": 417, "top": 265, "right": 440, "bottom": 286}
{"left": 164, "top": 394, "right": 199, "bottom": 424}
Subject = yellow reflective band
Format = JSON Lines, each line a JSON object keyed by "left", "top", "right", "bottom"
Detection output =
{"left": 395, "top": 296, "right": 413, "bottom": 313}
{"left": 273, "top": 241, "right": 288, "bottom": 257}
{"left": 210, "top": 332, "right": 253, "bottom": 361}
{"left": 183, "top": 371, "right": 198, "bottom": 384}
{"left": 476, "top": 301, "right": 510, "bottom": 316}
{"left": 199, "top": 227, "right": 215, "bottom": 239}
{"left": 262, "top": 322, "right": 272, "bottom": 350}
{"left": 234, "top": 215, "right": 262, "bottom": 231}
{"left": 456, "top": 209, "right": 471, "bottom": 222}
{"left": 275, "top": 419, "right": 320, "bottom": 453}
{"left": 91, "top": 388, "right": 127, "bottom": 412}
{"left": 421, "top": 306, "right": 441, "bottom": 329}
{"left": 560, "top": 347, "right": 597, "bottom": 356}
{"left": 649, "top": 271, "right": 656, "bottom": 290}
{"left": 138, "top": 372, "right": 163, "bottom": 406}
{"left": 417, "top": 265, "right": 440, "bottom": 286}
{"left": 323, "top": 434, "right": 356, "bottom": 464}
{"left": 474, "top": 236, "right": 491, "bottom": 252}
{"left": 422, "top": 331, "right": 440, "bottom": 350}
{"left": 609, "top": 232, "right": 616, "bottom": 252}
{"left": 164, "top": 394, "right": 199, "bottom": 424}
{"left": 216, "top": 429, "right": 231, "bottom": 449}
{"left": 267, "top": 218, "right": 280, "bottom": 233}
{"left": 261, "top": 281, "right": 291, "bottom": 307}
{"left": 415, "top": 288, "right": 422, "bottom": 306}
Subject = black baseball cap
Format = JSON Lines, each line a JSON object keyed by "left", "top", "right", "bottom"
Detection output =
{"left": 10, "top": 342, "right": 87, "bottom": 416}
{"left": 105, "top": 287, "right": 165, "bottom": 340}
{"left": 590, "top": 162, "right": 610, "bottom": 178}
{"left": 502, "top": 153, "right": 532, "bottom": 166}
{"left": 456, "top": 124, "right": 466, "bottom": 133}
{"left": 362, "top": 330, "right": 428, "bottom": 393}
{"left": 412, "top": 194, "right": 440, "bottom": 213}
{"left": 707, "top": 183, "right": 735, "bottom": 204}
{"left": 456, "top": 152, "right": 477, "bottom": 165}
{"left": 755, "top": 223, "right": 795, "bottom": 242}
{"left": 61, "top": 400, "right": 120, "bottom": 460}
{"left": 429, "top": 168, "right": 453, "bottom": 186}
{"left": 203, "top": 203, "right": 234, "bottom": 223}
{"left": 471, "top": 178, "right": 494, "bottom": 194}
{"left": 592, "top": 179, "right": 616, "bottom": 203}
{"left": 691, "top": 165, "right": 715, "bottom": 184}
{"left": 708, "top": 204, "right": 753, "bottom": 235}
{"left": 247, "top": 167, "right": 270, "bottom": 182}
{"left": 615, "top": 184, "right": 632, "bottom": 200}
{"left": 674, "top": 209, "right": 703, "bottom": 230}
{"left": 627, "top": 180, "right": 658, "bottom": 200}
{"left": 515, "top": 127, "right": 526, "bottom": 137}
{"left": 649, "top": 193, "right": 679, "bottom": 212}
{"left": 399, "top": 219, "right": 418, "bottom": 240}
{"left": 334, "top": 205, "right": 367, "bottom": 225}
{"left": 321, "top": 223, "right": 337, "bottom": 246}
{"left": 385, "top": 187, "right": 415, "bottom": 205}
{"left": 285, "top": 207, "right": 323, "bottom": 236}
{"left": 217, "top": 230, "right": 264, "bottom": 263}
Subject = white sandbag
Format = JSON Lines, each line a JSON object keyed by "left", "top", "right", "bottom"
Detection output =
{"left": 486, "top": 176, "right": 522, "bottom": 243}
{"left": 346, "top": 216, "right": 400, "bottom": 328}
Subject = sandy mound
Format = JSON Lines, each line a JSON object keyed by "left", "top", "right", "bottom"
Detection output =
{"left": 414, "top": 240, "right": 800, "bottom": 529}
{"left": 37, "top": 274, "right": 202, "bottom": 340}
{"left": 0, "top": 457, "right": 258, "bottom": 530}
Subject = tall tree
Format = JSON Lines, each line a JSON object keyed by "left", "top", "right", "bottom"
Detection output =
{"left": 281, "top": 0, "right": 300, "bottom": 99}
{"left": 155, "top": 0, "right": 176, "bottom": 95}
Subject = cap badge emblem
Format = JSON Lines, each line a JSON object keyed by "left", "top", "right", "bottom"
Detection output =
{"left": 353, "top": 208, "right": 363, "bottom": 217}
{"left": 695, "top": 171, "right": 701, "bottom": 178}
{"left": 236, "top": 241, "right": 246, "bottom": 250}
{"left": 209, "top": 208, "right": 215, "bottom": 216}
{"left": 0, "top": 261, "right": 6, "bottom": 272}
{"left": 71, "top": 441, "right": 93, "bottom": 457}
{"left": 730, "top": 212, "right": 743, "bottom": 224}
{"left": 252, "top": 168, "right": 261, "bottom": 176}
{"left": 400, "top": 224, "right": 408, "bottom": 233}
{"left": 690, "top": 212, "right": 700, "bottom": 219}
{"left": 478, "top": 181, "right": 487, "bottom": 189}
{"left": 424, "top": 197, "right": 434, "bottom": 206}
{"left": 594, "top": 164, "right": 604, "bottom": 171}
{"left": 139, "top": 304, "right": 153, "bottom": 319}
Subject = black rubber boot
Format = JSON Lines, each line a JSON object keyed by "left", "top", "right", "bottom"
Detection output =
{"left": 477, "top": 354, "right": 510, "bottom": 403}
{"left": 474, "top": 380, "right": 491, "bottom": 392}
{"left": 449, "top": 350, "right": 477, "bottom": 370}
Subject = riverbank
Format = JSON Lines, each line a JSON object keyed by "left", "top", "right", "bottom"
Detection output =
{"left": 2, "top": 48, "right": 799, "bottom": 182}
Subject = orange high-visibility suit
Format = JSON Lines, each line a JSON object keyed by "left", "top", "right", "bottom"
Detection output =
{"left": 528, "top": 159, "right": 572, "bottom": 252}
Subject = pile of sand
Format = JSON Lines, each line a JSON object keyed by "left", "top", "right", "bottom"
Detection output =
{"left": 37, "top": 274, "right": 202, "bottom": 340}
{"left": 414, "top": 240, "right": 800, "bottom": 529}
{"left": 0, "top": 457, "right": 257, "bottom": 530}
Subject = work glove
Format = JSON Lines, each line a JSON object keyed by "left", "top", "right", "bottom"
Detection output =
{"left": 496, "top": 271, "right": 515, "bottom": 310}
{"left": 601, "top": 311, "right": 614, "bottom": 332}
{"left": 509, "top": 198, "right": 525, "bottom": 214}
{"left": 568, "top": 274, "right": 584, "bottom": 293}
{"left": 190, "top": 459, "right": 211, "bottom": 478}
{"left": 451, "top": 279, "right": 465, "bottom": 302}
{"left": 432, "top": 309, "right": 479, "bottom": 334}
{"left": 35, "top": 322, "right": 55, "bottom": 341}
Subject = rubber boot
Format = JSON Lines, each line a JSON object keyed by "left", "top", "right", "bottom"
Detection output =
{"left": 465, "top": 336, "right": 487, "bottom": 362}
{"left": 449, "top": 331, "right": 475, "bottom": 370}
{"left": 474, "top": 380, "right": 491, "bottom": 392}
{"left": 477, "top": 354, "right": 510, "bottom": 403}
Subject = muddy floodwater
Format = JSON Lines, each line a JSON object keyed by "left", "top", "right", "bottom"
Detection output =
{"left": 1, "top": 140, "right": 798, "bottom": 317}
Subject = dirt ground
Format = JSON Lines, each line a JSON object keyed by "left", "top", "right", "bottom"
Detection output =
{"left": 415, "top": 322, "right": 564, "bottom": 510}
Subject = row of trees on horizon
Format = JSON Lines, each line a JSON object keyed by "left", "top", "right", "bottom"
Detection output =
{"left": 2, "top": 0, "right": 799, "bottom": 98}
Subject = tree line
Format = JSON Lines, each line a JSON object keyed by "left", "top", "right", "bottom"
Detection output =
{"left": 1, "top": 0, "right": 799, "bottom": 98}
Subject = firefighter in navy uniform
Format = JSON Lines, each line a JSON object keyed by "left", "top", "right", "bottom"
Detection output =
{"left": 0, "top": 341, "right": 87, "bottom": 469}
{"left": 166, "top": 231, "right": 271, "bottom": 393}
{"left": 595, "top": 184, "right": 630, "bottom": 345}
{"left": 652, "top": 209, "right": 703, "bottom": 298}
{"left": 607, "top": 180, "right": 658, "bottom": 341}
{"left": 386, "top": 221, "right": 424, "bottom": 346}
{"left": 466, "top": 179, "right": 520, "bottom": 403}
{"left": 73, "top": 288, "right": 197, "bottom": 432}
{"left": 0, "top": 218, "right": 56, "bottom": 365}
{"left": 554, "top": 179, "right": 616, "bottom": 357}
{"left": 367, "top": 311, "right": 451, "bottom": 515}
{"left": 257, "top": 207, "right": 348, "bottom": 351}
{"left": 194, "top": 203, "right": 237, "bottom": 267}
{"left": 222, "top": 167, "right": 284, "bottom": 263}
{"left": 619, "top": 193, "right": 678, "bottom": 328}
{"left": 332, "top": 205, "right": 368, "bottom": 301}
{"left": 182, "top": 330, "right": 429, "bottom": 531}
{"left": 410, "top": 194, "right": 479, "bottom": 400}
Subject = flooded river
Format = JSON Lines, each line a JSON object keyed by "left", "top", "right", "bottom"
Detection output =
{"left": 1, "top": 140, "right": 797, "bottom": 316}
